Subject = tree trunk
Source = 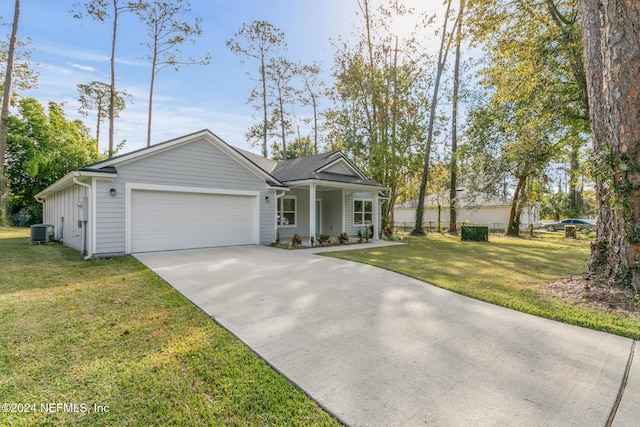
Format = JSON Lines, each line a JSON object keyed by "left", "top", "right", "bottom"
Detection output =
{"left": 108, "top": 2, "right": 118, "bottom": 158}
{"left": 0, "top": 0, "right": 20, "bottom": 224}
{"left": 260, "top": 54, "right": 268, "bottom": 158}
{"left": 568, "top": 144, "right": 579, "bottom": 214}
{"left": 146, "top": 46, "right": 157, "bottom": 147}
{"left": 580, "top": 0, "right": 640, "bottom": 290}
{"left": 449, "top": 0, "right": 464, "bottom": 234}
{"left": 361, "top": 0, "right": 377, "bottom": 126}
{"left": 95, "top": 111, "right": 101, "bottom": 153}
{"left": 279, "top": 96, "right": 286, "bottom": 160}
{"left": 412, "top": 0, "right": 454, "bottom": 236}
{"left": 312, "top": 93, "right": 318, "bottom": 155}
{"left": 0, "top": 0, "right": 20, "bottom": 176}
{"left": 359, "top": 0, "right": 383, "bottom": 179}
{"left": 506, "top": 177, "right": 526, "bottom": 237}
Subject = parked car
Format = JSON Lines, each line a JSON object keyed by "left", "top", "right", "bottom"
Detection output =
{"left": 545, "top": 218, "right": 595, "bottom": 232}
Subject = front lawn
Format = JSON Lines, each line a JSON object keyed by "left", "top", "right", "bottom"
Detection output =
{"left": 0, "top": 227, "right": 339, "bottom": 426}
{"left": 325, "top": 234, "right": 640, "bottom": 339}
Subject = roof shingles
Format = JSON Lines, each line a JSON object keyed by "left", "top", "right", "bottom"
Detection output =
{"left": 235, "top": 148, "right": 384, "bottom": 188}
{"left": 84, "top": 129, "right": 384, "bottom": 189}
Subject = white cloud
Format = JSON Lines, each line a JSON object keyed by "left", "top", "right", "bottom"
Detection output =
{"left": 35, "top": 40, "right": 147, "bottom": 68}
{"left": 69, "top": 63, "right": 98, "bottom": 72}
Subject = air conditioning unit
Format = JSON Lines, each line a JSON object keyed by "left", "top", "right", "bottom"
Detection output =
{"left": 30, "top": 224, "right": 55, "bottom": 244}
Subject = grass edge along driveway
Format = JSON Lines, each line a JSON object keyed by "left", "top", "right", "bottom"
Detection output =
{"left": 324, "top": 234, "right": 640, "bottom": 339}
{"left": 0, "top": 227, "right": 340, "bottom": 427}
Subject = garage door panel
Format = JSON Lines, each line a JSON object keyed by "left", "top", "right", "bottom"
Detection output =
{"left": 131, "top": 190, "right": 257, "bottom": 253}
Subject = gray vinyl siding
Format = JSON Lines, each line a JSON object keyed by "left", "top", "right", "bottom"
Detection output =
{"left": 277, "top": 189, "right": 351, "bottom": 240}
{"left": 277, "top": 188, "right": 309, "bottom": 240}
{"left": 42, "top": 183, "right": 88, "bottom": 251}
{"left": 344, "top": 191, "right": 375, "bottom": 237}
{"left": 94, "top": 180, "right": 125, "bottom": 254}
{"left": 277, "top": 189, "right": 378, "bottom": 240}
{"left": 262, "top": 189, "right": 278, "bottom": 244}
{"left": 94, "top": 138, "right": 274, "bottom": 255}
{"left": 320, "top": 190, "right": 343, "bottom": 236}
{"left": 323, "top": 162, "right": 352, "bottom": 175}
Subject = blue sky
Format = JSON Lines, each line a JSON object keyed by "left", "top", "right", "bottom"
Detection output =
{"left": 1, "top": 0, "right": 442, "bottom": 155}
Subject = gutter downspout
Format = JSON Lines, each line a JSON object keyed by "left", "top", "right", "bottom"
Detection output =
{"left": 35, "top": 194, "right": 45, "bottom": 222}
{"left": 34, "top": 193, "right": 48, "bottom": 234}
{"left": 73, "top": 176, "right": 93, "bottom": 260}
{"left": 34, "top": 195, "right": 47, "bottom": 237}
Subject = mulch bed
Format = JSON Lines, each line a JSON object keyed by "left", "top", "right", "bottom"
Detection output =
{"left": 541, "top": 274, "right": 640, "bottom": 317}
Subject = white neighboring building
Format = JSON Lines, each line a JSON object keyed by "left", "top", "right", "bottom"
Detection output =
{"left": 393, "top": 188, "right": 540, "bottom": 230}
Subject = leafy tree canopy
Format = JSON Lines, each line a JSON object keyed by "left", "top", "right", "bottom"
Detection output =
{"left": 270, "top": 137, "right": 315, "bottom": 161}
{"left": 326, "top": 0, "right": 430, "bottom": 221}
{"left": 5, "top": 97, "right": 102, "bottom": 224}
{"left": 0, "top": 35, "right": 38, "bottom": 97}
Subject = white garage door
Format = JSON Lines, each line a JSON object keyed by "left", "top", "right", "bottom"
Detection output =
{"left": 130, "top": 189, "right": 258, "bottom": 253}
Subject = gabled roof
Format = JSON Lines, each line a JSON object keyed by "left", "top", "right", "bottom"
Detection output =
{"left": 35, "top": 130, "right": 386, "bottom": 200}
{"left": 84, "top": 129, "right": 383, "bottom": 188}
{"left": 234, "top": 148, "right": 385, "bottom": 188}
{"left": 233, "top": 148, "right": 278, "bottom": 174}
{"left": 34, "top": 130, "right": 288, "bottom": 200}
{"left": 271, "top": 151, "right": 343, "bottom": 181}
{"left": 79, "top": 129, "right": 287, "bottom": 188}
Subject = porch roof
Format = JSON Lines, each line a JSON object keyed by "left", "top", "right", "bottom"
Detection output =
{"left": 235, "top": 148, "right": 387, "bottom": 190}
{"left": 284, "top": 173, "right": 386, "bottom": 189}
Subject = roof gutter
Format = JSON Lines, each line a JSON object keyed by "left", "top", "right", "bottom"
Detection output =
{"left": 35, "top": 170, "right": 115, "bottom": 200}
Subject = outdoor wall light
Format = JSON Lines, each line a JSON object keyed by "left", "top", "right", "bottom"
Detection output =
{"left": 109, "top": 187, "right": 117, "bottom": 197}
{"left": 265, "top": 195, "right": 270, "bottom": 202}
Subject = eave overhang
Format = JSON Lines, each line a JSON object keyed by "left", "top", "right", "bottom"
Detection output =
{"left": 34, "top": 169, "right": 117, "bottom": 200}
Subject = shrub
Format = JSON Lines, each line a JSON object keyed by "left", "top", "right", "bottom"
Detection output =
{"left": 317, "top": 234, "right": 330, "bottom": 246}
{"left": 291, "top": 233, "right": 302, "bottom": 247}
{"left": 338, "top": 232, "right": 349, "bottom": 245}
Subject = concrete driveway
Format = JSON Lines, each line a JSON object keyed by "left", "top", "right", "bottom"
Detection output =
{"left": 135, "top": 245, "right": 638, "bottom": 427}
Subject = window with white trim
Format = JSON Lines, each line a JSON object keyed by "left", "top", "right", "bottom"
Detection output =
{"left": 353, "top": 199, "right": 373, "bottom": 225}
{"left": 277, "top": 196, "right": 297, "bottom": 227}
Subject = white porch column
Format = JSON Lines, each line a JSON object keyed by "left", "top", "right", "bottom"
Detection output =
{"left": 341, "top": 189, "right": 346, "bottom": 233}
{"left": 373, "top": 191, "right": 380, "bottom": 241}
{"left": 309, "top": 183, "right": 317, "bottom": 246}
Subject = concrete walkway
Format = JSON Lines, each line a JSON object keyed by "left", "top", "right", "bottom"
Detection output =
{"left": 135, "top": 245, "right": 638, "bottom": 427}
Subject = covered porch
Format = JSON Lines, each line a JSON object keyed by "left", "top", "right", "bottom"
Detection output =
{"left": 276, "top": 180, "right": 387, "bottom": 246}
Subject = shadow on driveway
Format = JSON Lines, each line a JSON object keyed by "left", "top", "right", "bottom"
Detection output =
{"left": 135, "top": 245, "right": 637, "bottom": 427}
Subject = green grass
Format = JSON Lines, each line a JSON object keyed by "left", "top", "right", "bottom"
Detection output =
{"left": 0, "top": 227, "right": 340, "bottom": 426}
{"left": 325, "top": 233, "right": 640, "bottom": 339}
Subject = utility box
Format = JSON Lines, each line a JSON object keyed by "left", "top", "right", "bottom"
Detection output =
{"left": 30, "top": 224, "right": 55, "bottom": 244}
{"left": 461, "top": 225, "right": 489, "bottom": 242}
